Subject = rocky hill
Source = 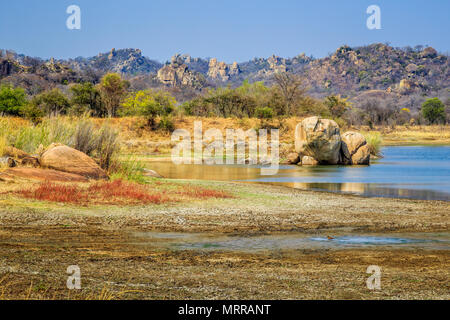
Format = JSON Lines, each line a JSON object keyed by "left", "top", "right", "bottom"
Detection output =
{"left": 67, "top": 48, "right": 162, "bottom": 75}
{"left": 1, "top": 44, "right": 448, "bottom": 100}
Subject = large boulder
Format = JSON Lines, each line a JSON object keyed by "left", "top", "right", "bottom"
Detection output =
{"left": 40, "top": 145, "right": 108, "bottom": 179}
{"left": 341, "top": 131, "right": 370, "bottom": 165}
{"left": 295, "top": 117, "right": 341, "bottom": 164}
{"left": 1, "top": 168, "right": 88, "bottom": 182}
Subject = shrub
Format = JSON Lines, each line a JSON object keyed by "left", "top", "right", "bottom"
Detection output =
{"left": 363, "top": 131, "right": 383, "bottom": 157}
{"left": 109, "top": 156, "right": 146, "bottom": 184}
{"left": 73, "top": 119, "right": 98, "bottom": 155}
{"left": 0, "top": 84, "right": 28, "bottom": 116}
{"left": 158, "top": 115, "right": 175, "bottom": 132}
{"left": 421, "top": 98, "right": 445, "bottom": 124}
{"left": 255, "top": 107, "right": 274, "bottom": 119}
{"left": 96, "top": 124, "right": 120, "bottom": 171}
{"left": 29, "top": 88, "right": 71, "bottom": 116}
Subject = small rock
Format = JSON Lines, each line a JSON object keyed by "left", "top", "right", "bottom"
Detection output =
{"left": 302, "top": 156, "right": 319, "bottom": 166}
{"left": 142, "top": 169, "right": 163, "bottom": 178}
{"left": 287, "top": 153, "right": 300, "bottom": 165}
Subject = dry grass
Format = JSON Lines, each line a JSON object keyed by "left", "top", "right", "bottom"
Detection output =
{"left": 374, "top": 125, "right": 450, "bottom": 145}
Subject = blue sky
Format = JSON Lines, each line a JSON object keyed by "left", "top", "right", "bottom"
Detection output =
{"left": 1, "top": 0, "right": 449, "bottom": 63}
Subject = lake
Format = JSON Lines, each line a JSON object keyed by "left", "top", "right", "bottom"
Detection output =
{"left": 145, "top": 146, "right": 450, "bottom": 201}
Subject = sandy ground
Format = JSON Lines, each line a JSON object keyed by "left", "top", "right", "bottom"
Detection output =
{"left": 0, "top": 180, "right": 449, "bottom": 300}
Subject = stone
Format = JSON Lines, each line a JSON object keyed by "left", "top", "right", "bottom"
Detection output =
{"left": 2, "top": 168, "right": 88, "bottom": 182}
{"left": 21, "top": 156, "right": 40, "bottom": 168}
{"left": 351, "top": 144, "right": 371, "bottom": 165}
{"left": 40, "top": 145, "right": 108, "bottom": 180}
{"left": 286, "top": 153, "right": 300, "bottom": 164}
{"left": 341, "top": 131, "right": 367, "bottom": 159}
{"left": 295, "top": 117, "right": 341, "bottom": 164}
{"left": 0, "top": 157, "right": 17, "bottom": 168}
{"left": 340, "top": 131, "right": 370, "bottom": 165}
{"left": 2, "top": 146, "right": 30, "bottom": 159}
{"left": 142, "top": 169, "right": 163, "bottom": 178}
{"left": 301, "top": 156, "right": 319, "bottom": 166}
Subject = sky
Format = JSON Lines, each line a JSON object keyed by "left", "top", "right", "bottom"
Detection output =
{"left": 0, "top": 0, "right": 449, "bottom": 63}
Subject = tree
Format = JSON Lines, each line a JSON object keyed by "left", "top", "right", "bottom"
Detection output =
{"left": 0, "top": 84, "right": 28, "bottom": 116}
{"left": 121, "top": 90, "right": 176, "bottom": 128}
{"left": 324, "top": 95, "right": 352, "bottom": 118}
{"left": 98, "top": 73, "right": 127, "bottom": 117}
{"left": 70, "top": 82, "right": 103, "bottom": 116}
{"left": 28, "top": 88, "right": 71, "bottom": 116}
{"left": 272, "top": 72, "right": 306, "bottom": 115}
{"left": 421, "top": 98, "right": 445, "bottom": 124}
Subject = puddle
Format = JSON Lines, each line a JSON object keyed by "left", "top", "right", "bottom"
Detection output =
{"left": 132, "top": 232, "right": 449, "bottom": 252}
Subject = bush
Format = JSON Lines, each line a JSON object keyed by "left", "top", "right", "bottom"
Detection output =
{"left": 255, "top": 107, "right": 274, "bottom": 119}
{"left": 0, "top": 84, "right": 28, "bottom": 116}
{"left": 73, "top": 119, "right": 98, "bottom": 155}
{"left": 363, "top": 131, "right": 383, "bottom": 157}
{"left": 96, "top": 124, "right": 120, "bottom": 171}
{"left": 158, "top": 116, "right": 175, "bottom": 132}
{"left": 421, "top": 98, "right": 445, "bottom": 124}
{"left": 29, "top": 88, "right": 71, "bottom": 116}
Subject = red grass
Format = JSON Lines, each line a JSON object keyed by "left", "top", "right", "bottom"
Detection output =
{"left": 17, "top": 180, "right": 233, "bottom": 205}
{"left": 179, "top": 185, "right": 234, "bottom": 199}
{"left": 88, "top": 179, "right": 168, "bottom": 204}
{"left": 19, "top": 182, "right": 88, "bottom": 204}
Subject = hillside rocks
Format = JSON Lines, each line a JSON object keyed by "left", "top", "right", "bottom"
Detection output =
{"left": 40, "top": 145, "right": 108, "bottom": 179}
{"left": 207, "top": 58, "right": 241, "bottom": 81}
{"left": 295, "top": 117, "right": 342, "bottom": 164}
{"left": 157, "top": 54, "right": 205, "bottom": 88}
{"left": 294, "top": 117, "right": 371, "bottom": 166}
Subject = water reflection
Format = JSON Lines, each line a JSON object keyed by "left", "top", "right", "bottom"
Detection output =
{"left": 143, "top": 146, "right": 450, "bottom": 201}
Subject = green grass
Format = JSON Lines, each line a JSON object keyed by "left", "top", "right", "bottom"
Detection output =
{"left": 363, "top": 131, "right": 383, "bottom": 157}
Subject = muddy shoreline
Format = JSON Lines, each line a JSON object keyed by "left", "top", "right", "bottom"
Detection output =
{"left": 0, "top": 180, "right": 449, "bottom": 299}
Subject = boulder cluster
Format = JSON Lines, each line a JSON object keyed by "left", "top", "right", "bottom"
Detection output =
{"left": 288, "top": 117, "right": 370, "bottom": 166}
{"left": 157, "top": 54, "right": 204, "bottom": 88}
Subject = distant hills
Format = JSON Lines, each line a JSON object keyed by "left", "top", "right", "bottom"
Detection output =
{"left": 1, "top": 43, "right": 449, "bottom": 101}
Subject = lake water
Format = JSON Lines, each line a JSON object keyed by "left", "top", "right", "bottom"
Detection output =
{"left": 145, "top": 146, "right": 450, "bottom": 201}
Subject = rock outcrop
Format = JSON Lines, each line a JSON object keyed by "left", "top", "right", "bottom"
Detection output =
{"left": 40, "top": 145, "right": 108, "bottom": 179}
{"left": 207, "top": 58, "right": 240, "bottom": 81}
{"left": 157, "top": 54, "right": 205, "bottom": 88}
{"left": 294, "top": 117, "right": 371, "bottom": 166}
{"left": 295, "top": 117, "right": 342, "bottom": 164}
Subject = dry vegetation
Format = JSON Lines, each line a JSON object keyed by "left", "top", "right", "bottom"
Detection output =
{"left": 16, "top": 179, "right": 233, "bottom": 206}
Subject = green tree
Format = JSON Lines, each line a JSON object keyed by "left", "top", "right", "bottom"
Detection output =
{"left": 421, "top": 98, "right": 445, "bottom": 124}
{"left": 29, "top": 88, "right": 71, "bottom": 116}
{"left": 121, "top": 90, "right": 176, "bottom": 128}
{"left": 0, "top": 84, "right": 28, "bottom": 116}
{"left": 98, "top": 73, "right": 127, "bottom": 117}
{"left": 70, "top": 82, "right": 103, "bottom": 116}
{"left": 325, "top": 95, "right": 352, "bottom": 118}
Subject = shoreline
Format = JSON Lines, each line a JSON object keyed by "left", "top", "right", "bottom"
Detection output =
{"left": 1, "top": 178, "right": 449, "bottom": 299}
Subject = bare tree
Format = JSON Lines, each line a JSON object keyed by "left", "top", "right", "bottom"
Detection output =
{"left": 272, "top": 72, "right": 307, "bottom": 115}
